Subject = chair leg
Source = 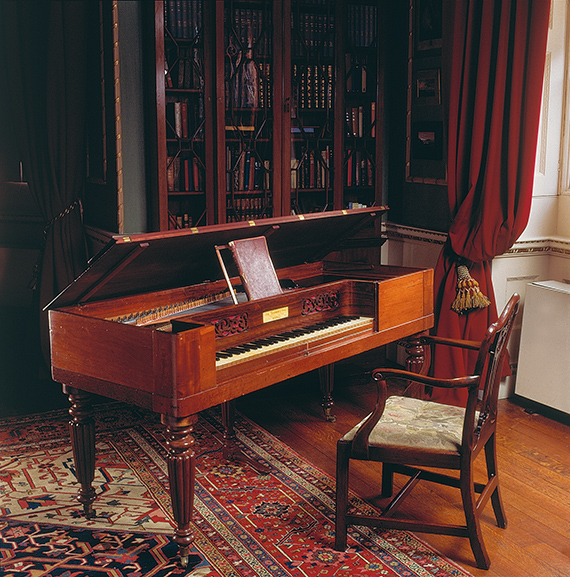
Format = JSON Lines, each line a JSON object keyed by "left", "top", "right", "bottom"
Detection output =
{"left": 460, "top": 462, "right": 491, "bottom": 570}
{"left": 381, "top": 463, "right": 393, "bottom": 498}
{"left": 484, "top": 433, "right": 507, "bottom": 529}
{"left": 335, "top": 440, "right": 351, "bottom": 551}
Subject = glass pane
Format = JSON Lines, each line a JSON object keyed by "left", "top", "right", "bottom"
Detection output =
{"left": 290, "top": 0, "right": 335, "bottom": 214}
{"left": 224, "top": 1, "right": 274, "bottom": 222}
{"left": 344, "top": 1, "right": 378, "bottom": 210}
{"left": 164, "top": 0, "right": 207, "bottom": 228}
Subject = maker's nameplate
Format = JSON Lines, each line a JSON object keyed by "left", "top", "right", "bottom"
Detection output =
{"left": 263, "top": 307, "right": 289, "bottom": 323}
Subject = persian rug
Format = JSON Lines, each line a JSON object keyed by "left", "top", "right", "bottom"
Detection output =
{"left": 0, "top": 403, "right": 474, "bottom": 577}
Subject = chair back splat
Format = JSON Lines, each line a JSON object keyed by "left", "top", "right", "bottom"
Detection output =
{"left": 335, "top": 294, "right": 520, "bottom": 570}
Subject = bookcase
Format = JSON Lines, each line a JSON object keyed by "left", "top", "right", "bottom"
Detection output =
{"left": 148, "top": 0, "right": 385, "bottom": 232}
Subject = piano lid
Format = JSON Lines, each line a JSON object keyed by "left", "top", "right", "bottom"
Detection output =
{"left": 46, "top": 206, "right": 387, "bottom": 309}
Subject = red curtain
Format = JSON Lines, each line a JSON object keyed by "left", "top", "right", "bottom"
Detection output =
{"left": 432, "top": 0, "right": 551, "bottom": 406}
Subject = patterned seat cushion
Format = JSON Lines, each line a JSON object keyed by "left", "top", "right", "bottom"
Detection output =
{"left": 342, "top": 396, "right": 473, "bottom": 452}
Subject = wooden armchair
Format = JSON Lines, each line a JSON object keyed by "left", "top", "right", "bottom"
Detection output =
{"left": 334, "top": 294, "right": 520, "bottom": 570}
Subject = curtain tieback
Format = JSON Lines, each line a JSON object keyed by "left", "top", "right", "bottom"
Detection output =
{"left": 451, "top": 263, "right": 491, "bottom": 314}
{"left": 29, "top": 199, "right": 83, "bottom": 291}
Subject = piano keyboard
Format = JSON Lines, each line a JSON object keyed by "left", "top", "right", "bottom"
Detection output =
{"left": 215, "top": 315, "right": 373, "bottom": 368}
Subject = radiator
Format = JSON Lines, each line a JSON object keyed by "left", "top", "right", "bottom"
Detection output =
{"left": 515, "top": 280, "right": 570, "bottom": 414}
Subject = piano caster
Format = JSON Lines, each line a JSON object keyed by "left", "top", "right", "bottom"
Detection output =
{"left": 321, "top": 394, "right": 337, "bottom": 422}
{"left": 324, "top": 408, "right": 337, "bottom": 423}
{"left": 179, "top": 546, "right": 190, "bottom": 568}
{"left": 319, "top": 365, "right": 336, "bottom": 422}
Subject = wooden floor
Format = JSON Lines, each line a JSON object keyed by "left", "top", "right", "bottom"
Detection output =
{"left": 236, "top": 351, "right": 570, "bottom": 577}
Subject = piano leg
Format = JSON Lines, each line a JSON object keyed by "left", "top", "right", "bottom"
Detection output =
{"left": 221, "top": 400, "right": 270, "bottom": 474}
{"left": 65, "top": 386, "right": 97, "bottom": 518}
{"left": 319, "top": 363, "right": 336, "bottom": 422}
{"left": 161, "top": 414, "right": 197, "bottom": 568}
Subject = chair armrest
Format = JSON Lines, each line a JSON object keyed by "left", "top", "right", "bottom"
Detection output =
{"left": 418, "top": 335, "right": 481, "bottom": 351}
{"left": 372, "top": 367, "right": 480, "bottom": 390}
{"left": 351, "top": 377, "right": 389, "bottom": 457}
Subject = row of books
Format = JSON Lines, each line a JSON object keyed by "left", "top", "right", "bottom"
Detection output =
{"left": 293, "top": 64, "right": 333, "bottom": 110}
{"left": 165, "top": 47, "right": 202, "bottom": 90}
{"left": 228, "top": 7, "right": 272, "bottom": 58}
{"left": 345, "top": 103, "right": 376, "bottom": 138}
{"left": 169, "top": 212, "right": 194, "bottom": 229}
{"left": 227, "top": 54, "right": 257, "bottom": 109}
{"left": 345, "top": 149, "right": 374, "bottom": 188}
{"left": 226, "top": 194, "right": 270, "bottom": 222}
{"left": 291, "top": 147, "right": 331, "bottom": 190}
{"left": 226, "top": 147, "right": 271, "bottom": 192}
{"left": 347, "top": 4, "right": 377, "bottom": 48}
{"left": 292, "top": 12, "right": 334, "bottom": 58}
{"left": 226, "top": 60, "right": 272, "bottom": 110}
{"left": 166, "top": 98, "right": 204, "bottom": 140}
{"left": 165, "top": 1, "right": 202, "bottom": 40}
{"left": 167, "top": 156, "right": 203, "bottom": 192}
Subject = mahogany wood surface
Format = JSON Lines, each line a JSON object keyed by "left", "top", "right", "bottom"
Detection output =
{"left": 237, "top": 352, "right": 570, "bottom": 577}
{"left": 49, "top": 267, "right": 433, "bottom": 417}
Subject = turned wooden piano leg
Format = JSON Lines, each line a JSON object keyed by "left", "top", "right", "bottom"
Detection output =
{"left": 65, "top": 386, "right": 97, "bottom": 518}
{"left": 161, "top": 414, "right": 197, "bottom": 568}
{"left": 319, "top": 363, "right": 336, "bottom": 422}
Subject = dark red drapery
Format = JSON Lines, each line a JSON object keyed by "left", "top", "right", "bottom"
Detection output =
{"left": 0, "top": 1, "right": 89, "bottom": 365}
{"left": 432, "top": 0, "right": 551, "bottom": 406}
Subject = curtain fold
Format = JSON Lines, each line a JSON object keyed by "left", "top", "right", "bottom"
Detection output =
{"left": 0, "top": 1, "right": 89, "bottom": 365}
{"left": 431, "top": 0, "right": 551, "bottom": 406}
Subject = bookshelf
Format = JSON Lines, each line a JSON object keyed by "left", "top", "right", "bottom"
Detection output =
{"left": 149, "top": 1, "right": 385, "bottom": 231}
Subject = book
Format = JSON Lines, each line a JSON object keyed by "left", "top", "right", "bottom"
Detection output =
{"left": 228, "top": 236, "right": 282, "bottom": 301}
{"left": 243, "top": 150, "right": 251, "bottom": 190}
{"left": 174, "top": 102, "right": 182, "bottom": 138}
{"left": 193, "top": 157, "right": 200, "bottom": 191}
{"left": 183, "top": 158, "right": 191, "bottom": 191}
{"left": 181, "top": 100, "right": 188, "bottom": 139}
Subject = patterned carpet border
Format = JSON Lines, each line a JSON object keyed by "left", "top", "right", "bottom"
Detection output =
{"left": 0, "top": 403, "right": 474, "bottom": 577}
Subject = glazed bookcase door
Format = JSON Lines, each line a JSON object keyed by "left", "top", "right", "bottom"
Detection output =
{"left": 286, "top": 0, "right": 336, "bottom": 215}
{"left": 159, "top": 0, "right": 216, "bottom": 229}
{"left": 342, "top": 1, "right": 383, "bottom": 211}
{"left": 217, "top": 0, "right": 279, "bottom": 223}
{"left": 150, "top": 1, "right": 384, "bottom": 231}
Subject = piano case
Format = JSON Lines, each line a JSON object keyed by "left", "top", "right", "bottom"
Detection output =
{"left": 47, "top": 206, "right": 433, "bottom": 416}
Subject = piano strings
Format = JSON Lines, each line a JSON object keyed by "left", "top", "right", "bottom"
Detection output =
{"left": 106, "top": 288, "right": 232, "bottom": 326}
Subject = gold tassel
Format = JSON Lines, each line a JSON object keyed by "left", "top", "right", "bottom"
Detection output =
{"left": 451, "top": 264, "right": 491, "bottom": 314}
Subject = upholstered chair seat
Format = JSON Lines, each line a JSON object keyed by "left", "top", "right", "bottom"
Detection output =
{"left": 341, "top": 395, "right": 478, "bottom": 454}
